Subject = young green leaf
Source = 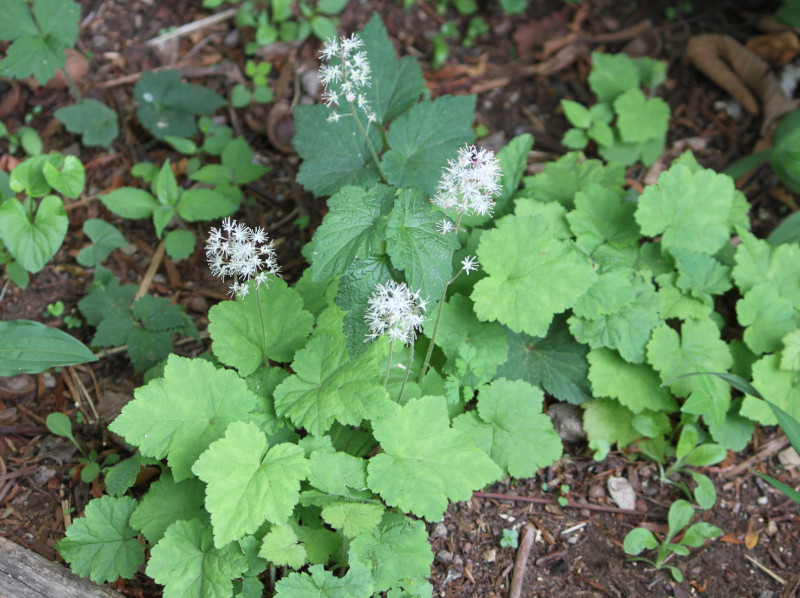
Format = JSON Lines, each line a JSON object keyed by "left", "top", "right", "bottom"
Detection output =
{"left": 472, "top": 213, "right": 597, "bottom": 337}
{"left": 348, "top": 515, "right": 432, "bottom": 594}
{"left": 77, "top": 219, "right": 128, "bottom": 266}
{"left": 587, "top": 51, "right": 640, "bottom": 103}
{"left": 164, "top": 229, "right": 195, "bottom": 261}
{"left": 736, "top": 283, "right": 797, "bottom": 354}
{"left": 733, "top": 230, "right": 800, "bottom": 310}
{"left": 561, "top": 99, "right": 592, "bottom": 128}
{"left": 635, "top": 164, "right": 736, "bottom": 255}
{"left": 99, "top": 188, "right": 159, "bottom": 219}
{"left": 109, "top": 355, "right": 258, "bottom": 481}
{"left": 103, "top": 454, "right": 143, "bottom": 498}
{"left": 614, "top": 89, "right": 669, "bottom": 143}
{"left": 582, "top": 397, "right": 641, "bottom": 448}
{"left": 453, "top": 378, "right": 562, "bottom": 477}
{"left": 587, "top": 348, "right": 677, "bottom": 414}
{"left": 381, "top": 95, "right": 476, "bottom": 195}
{"left": 746, "top": 354, "right": 800, "bottom": 424}
{"left": 321, "top": 501, "right": 385, "bottom": 539}
{"left": 208, "top": 278, "right": 314, "bottom": 375}
{"left": 680, "top": 521, "right": 722, "bottom": 547}
{"left": 147, "top": 519, "right": 249, "bottom": 598}
{"left": 273, "top": 334, "right": 393, "bottom": 437}
{"left": 367, "top": 395, "right": 501, "bottom": 521}
{"left": 176, "top": 188, "right": 240, "bottom": 222}
{"left": 192, "top": 421, "right": 309, "bottom": 547}
{"left": 42, "top": 155, "right": 85, "bottom": 198}
{"left": 0, "top": 195, "right": 68, "bottom": 273}
{"left": 258, "top": 524, "right": 308, "bottom": 569}
{"left": 623, "top": 527, "right": 658, "bottom": 555}
{"left": 274, "top": 563, "right": 374, "bottom": 598}
{"left": 671, "top": 248, "right": 732, "bottom": 301}
{"left": 690, "top": 472, "right": 717, "bottom": 510}
{"left": 57, "top": 496, "right": 143, "bottom": 583}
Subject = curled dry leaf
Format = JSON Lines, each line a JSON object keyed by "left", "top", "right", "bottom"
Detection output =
{"left": 686, "top": 34, "right": 797, "bottom": 132}
{"left": 746, "top": 31, "right": 800, "bottom": 63}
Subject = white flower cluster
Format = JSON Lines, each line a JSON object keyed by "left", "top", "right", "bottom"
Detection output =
{"left": 432, "top": 144, "right": 502, "bottom": 230}
{"left": 206, "top": 218, "right": 281, "bottom": 299}
{"left": 318, "top": 33, "right": 376, "bottom": 123}
{"left": 365, "top": 280, "right": 427, "bottom": 346}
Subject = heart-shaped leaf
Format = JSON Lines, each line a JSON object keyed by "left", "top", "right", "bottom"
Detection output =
{"left": 0, "top": 195, "right": 68, "bottom": 272}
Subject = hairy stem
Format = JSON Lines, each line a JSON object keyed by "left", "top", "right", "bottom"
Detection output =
{"left": 397, "top": 341, "right": 414, "bottom": 402}
{"left": 349, "top": 101, "right": 386, "bottom": 182}
{"left": 255, "top": 286, "right": 269, "bottom": 368}
{"left": 383, "top": 339, "right": 394, "bottom": 387}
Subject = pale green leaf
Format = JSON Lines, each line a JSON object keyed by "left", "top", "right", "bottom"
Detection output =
{"left": 367, "top": 396, "right": 501, "bottom": 521}
{"left": 746, "top": 354, "right": 800, "bottom": 424}
{"left": 0, "top": 195, "right": 67, "bottom": 272}
{"left": 732, "top": 230, "right": 800, "bottom": 310}
{"left": 99, "top": 188, "right": 159, "bottom": 219}
{"left": 147, "top": 519, "right": 248, "bottom": 598}
{"left": 588, "top": 348, "right": 677, "bottom": 413}
{"left": 472, "top": 213, "right": 596, "bottom": 336}
{"left": 614, "top": 89, "right": 669, "bottom": 142}
{"left": 582, "top": 397, "right": 640, "bottom": 448}
{"left": 737, "top": 283, "right": 797, "bottom": 355}
{"left": 566, "top": 183, "right": 639, "bottom": 254}
{"left": 588, "top": 52, "right": 640, "bottom": 102}
{"left": 208, "top": 278, "right": 314, "bottom": 374}
{"left": 192, "top": 421, "right": 309, "bottom": 547}
{"left": 0, "top": 319, "right": 96, "bottom": 375}
{"left": 274, "top": 563, "right": 374, "bottom": 598}
{"left": 259, "top": 524, "right": 307, "bottom": 569}
{"left": 453, "top": 378, "right": 562, "bottom": 477}
{"left": 109, "top": 355, "right": 258, "bottom": 481}
{"left": 129, "top": 470, "right": 207, "bottom": 544}
{"left": 671, "top": 248, "right": 732, "bottom": 300}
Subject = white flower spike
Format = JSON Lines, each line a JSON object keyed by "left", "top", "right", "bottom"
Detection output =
{"left": 206, "top": 218, "right": 281, "bottom": 299}
{"left": 432, "top": 144, "right": 502, "bottom": 225}
{"left": 365, "top": 280, "right": 427, "bottom": 346}
{"left": 461, "top": 255, "right": 479, "bottom": 275}
{"left": 318, "top": 33, "right": 376, "bottom": 123}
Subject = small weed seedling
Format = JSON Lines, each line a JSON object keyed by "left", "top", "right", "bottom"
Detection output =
{"left": 500, "top": 528, "right": 519, "bottom": 549}
{"left": 45, "top": 413, "right": 120, "bottom": 484}
{"left": 624, "top": 499, "right": 722, "bottom": 582}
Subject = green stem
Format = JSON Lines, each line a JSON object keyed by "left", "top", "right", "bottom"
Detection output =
{"left": 61, "top": 68, "right": 83, "bottom": 103}
{"left": 397, "top": 341, "right": 414, "bottom": 402}
{"left": 383, "top": 339, "right": 394, "bottom": 387}
{"left": 418, "top": 212, "right": 467, "bottom": 383}
{"left": 255, "top": 286, "right": 269, "bottom": 368}
{"left": 348, "top": 101, "right": 386, "bottom": 182}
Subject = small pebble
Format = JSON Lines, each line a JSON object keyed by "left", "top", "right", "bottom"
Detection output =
{"left": 436, "top": 550, "right": 454, "bottom": 565}
{"left": 483, "top": 548, "right": 497, "bottom": 563}
{"left": 431, "top": 522, "right": 448, "bottom": 539}
{"left": 757, "top": 496, "right": 769, "bottom": 506}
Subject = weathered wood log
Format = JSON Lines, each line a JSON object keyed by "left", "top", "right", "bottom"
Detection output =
{"left": 0, "top": 536, "right": 118, "bottom": 597}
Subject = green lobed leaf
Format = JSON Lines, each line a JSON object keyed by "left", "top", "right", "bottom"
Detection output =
{"left": 746, "top": 353, "right": 800, "bottom": 424}
{"left": 57, "top": 496, "right": 143, "bottom": 583}
{"left": 384, "top": 188, "right": 460, "bottom": 299}
{"left": 588, "top": 348, "right": 677, "bottom": 413}
{"left": 367, "top": 395, "right": 501, "bottom": 521}
{"left": 0, "top": 319, "right": 96, "bottom": 375}
{"left": 582, "top": 397, "right": 641, "bottom": 449}
{"left": 381, "top": 95, "right": 476, "bottom": 196}
{"left": 273, "top": 333, "right": 393, "bottom": 437}
{"left": 568, "top": 271, "right": 660, "bottom": 364}
{"left": 147, "top": 519, "right": 249, "bottom": 598}
{"left": 497, "top": 317, "right": 592, "bottom": 404}
{"left": 472, "top": 213, "right": 597, "bottom": 337}
{"left": 614, "top": 88, "right": 670, "bottom": 143}
{"left": 322, "top": 501, "right": 385, "bottom": 539}
{"left": 258, "top": 524, "right": 307, "bottom": 569}
{"left": 274, "top": 563, "right": 374, "bottom": 598}
{"left": 453, "top": 378, "right": 562, "bottom": 477}
{"left": 647, "top": 319, "right": 733, "bottom": 428}
{"left": 736, "top": 283, "right": 797, "bottom": 355}
{"left": 129, "top": 470, "right": 207, "bottom": 544}
{"left": 337, "top": 256, "right": 393, "bottom": 358}
{"left": 671, "top": 248, "right": 732, "bottom": 301}
{"left": 126, "top": 328, "right": 174, "bottom": 372}
{"left": 309, "top": 185, "right": 394, "bottom": 282}
{"left": 732, "top": 230, "right": 800, "bottom": 310}
{"left": 635, "top": 164, "right": 735, "bottom": 255}
{"left": 208, "top": 278, "right": 314, "bottom": 375}
{"left": 109, "top": 355, "right": 257, "bottom": 481}
{"left": 294, "top": 104, "right": 383, "bottom": 196}
{"left": 192, "top": 421, "right": 309, "bottom": 547}
{"left": 0, "top": 195, "right": 67, "bottom": 273}
{"left": 566, "top": 183, "right": 638, "bottom": 254}
{"left": 348, "top": 515, "right": 432, "bottom": 594}
{"left": 77, "top": 219, "right": 128, "bottom": 266}
{"left": 77, "top": 266, "right": 137, "bottom": 327}
{"left": 587, "top": 52, "right": 640, "bottom": 103}
{"left": 0, "top": 1, "right": 38, "bottom": 41}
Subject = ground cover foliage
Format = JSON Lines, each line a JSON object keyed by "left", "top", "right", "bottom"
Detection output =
{"left": 0, "top": 0, "right": 799, "bottom": 596}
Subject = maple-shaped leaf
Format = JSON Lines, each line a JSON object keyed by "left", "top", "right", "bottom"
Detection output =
{"left": 192, "top": 421, "right": 309, "bottom": 547}
{"left": 671, "top": 248, "right": 732, "bottom": 301}
{"left": 566, "top": 183, "right": 639, "bottom": 254}
{"left": 497, "top": 317, "right": 592, "bottom": 405}
{"left": 582, "top": 397, "right": 641, "bottom": 449}
{"left": 258, "top": 524, "right": 308, "bottom": 570}
{"left": 746, "top": 354, "right": 800, "bottom": 425}
{"left": 129, "top": 470, "right": 207, "bottom": 544}
{"left": 737, "top": 283, "right": 797, "bottom": 355}
{"left": 472, "top": 213, "right": 597, "bottom": 337}
{"left": 635, "top": 164, "right": 735, "bottom": 255}
{"left": 647, "top": 318, "right": 733, "bottom": 427}
{"left": 274, "top": 563, "right": 374, "bottom": 598}
{"left": 453, "top": 378, "right": 562, "bottom": 477}
{"left": 208, "top": 278, "right": 314, "bottom": 375}
{"left": 57, "top": 496, "right": 143, "bottom": 583}
{"left": 348, "top": 514, "right": 433, "bottom": 595}
{"left": 367, "top": 396, "right": 501, "bottom": 521}
{"left": 588, "top": 348, "right": 677, "bottom": 414}
{"left": 273, "top": 334, "right": 393, "bottom": 437}
{"left": 732, "top": 230, "right": 800, "bottom": 310}
{"left": 109, "top": 355, "right": 257, "bottom": 481}
{"left": 147, "top": 519, "right": 248, "bottom": 598}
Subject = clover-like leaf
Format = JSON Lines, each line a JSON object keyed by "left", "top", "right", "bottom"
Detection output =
{"left": 453, "top": 378, "right": 562, "bottom": 477}
{"left": 273, "top": 334, "right": 392, "bottom": 437}
{"left": 192, "top": 421, "right": 309, "bottom": 547}
{"left": 208, "top": 278, "right": 314, "bottom": 375}
{"left": 57, "top": 496, "right": 143, "bottom": 584}
{"left": 367, "top": 395, "right": 501, "bottom": 521}
{"left": 472, "top": 213, "right": 596, "bottom": 337}
{"left": 109, "top": 355, "right": 257, "bottom": 481}
{"left": 147, "top": 519, "right": 248, "bottom": 598}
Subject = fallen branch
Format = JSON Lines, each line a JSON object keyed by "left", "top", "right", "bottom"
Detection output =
{"left": 473, "top": 491, "right": 647, "bottom": 516}
{"left": 508, "top": 523, "right": 536, "bottom": 598}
